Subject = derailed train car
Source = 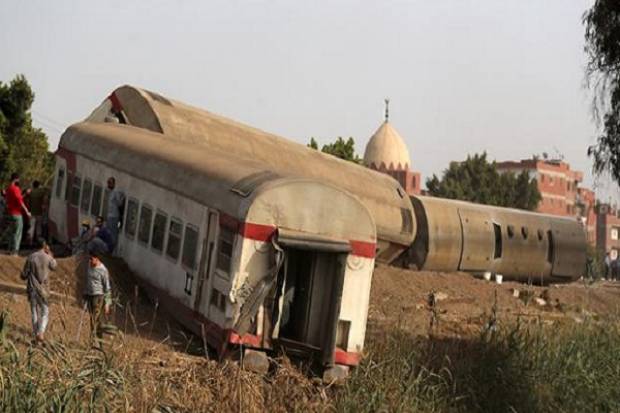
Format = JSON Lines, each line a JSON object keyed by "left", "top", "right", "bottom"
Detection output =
{"left": 85, "top": 85, "right": 415, "bottom": 263}
{"left": 83, "top": 85, "right": 586, "bottom": 282}
{"left": 50, "top": 122, "right": 376, "bottom": 378}
{"left": 407, "top": 196, "right": 586, "bottom": 283}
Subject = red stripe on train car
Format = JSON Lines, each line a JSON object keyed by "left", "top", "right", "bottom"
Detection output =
{"left": 349, "top": 240, "right": 376, "bottom": 258}
{"left": 334, "top": 348, "right": 361, "bottom": 366}
{"left": 240, "top": 222, "right": 276, "bottom": 241}
{"left": 108, "top": 92, "right": 123, "bottom": 112}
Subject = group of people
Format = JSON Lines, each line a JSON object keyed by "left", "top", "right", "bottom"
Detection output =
{"left": 0, "top": 173, "right": 48, "bottom": 255}
{"left": 21, "top": 240, "right": 112, "bottom": 344}
{"left": 7, "top": 173, "right": 126, "bottom": 345}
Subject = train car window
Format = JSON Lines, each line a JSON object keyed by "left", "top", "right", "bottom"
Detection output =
{"left": 55, "top": 167, "right": 65, "bottom": 199}
{"left": 124, "top": 198, "right": 139, "bottom": 239}
{"left": 546, "top": 230, "right": 554, "bottom": 263}
{"left": 521, "top": 226, "right": 528, "bottom": 240}
{"left": 507, "top": 225, "right": 515, "bottom": 239}
{"left": 70, "top": 176, "right": 81, "bottom": 207}
{"left": 138, "top": 204, "right": 154, "bottom": 245}
{"left": 493, "top": 223, "right": 502, "bottom": 259}
{"left": 182, "top": 225, "right": 199, "bottom": 270}
{"left": 210, "top": 289, "right": 226, "bottom": 312}
{"left": 166, "top": 218, "right": 183, "bottom": 261}
{"left": 65, "top": 173, "right": 72, "bottom": 202}
{"left": 151, "top": 212, "right": 167, "bottom": 254}
{"left": 216, "top": 227, "right": 234, "bottom": 275}
{"left": 80, "top": 179, "right": 92, "bottom": 213}
{"left": 537, "top": 229, "right": 544, "bottom": 241}
{"left": 90, "top": 184, "right": 102, "bottom": 216}
{"left": 102, "top": 189, "right": 110, "bottom": 218}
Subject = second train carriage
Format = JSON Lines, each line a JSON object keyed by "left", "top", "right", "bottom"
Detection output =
{"left": 407, "top": 196, "right": 586, "bottom": 282}
{"left": 83, "top": 85, "right": 587, "bottom": 282}
{"left": 49, "top": 122, "right": 377, "bottom": 377}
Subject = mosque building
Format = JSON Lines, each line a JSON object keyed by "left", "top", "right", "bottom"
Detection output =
{"left": 362, "top": 99, "right": 422, "bottom": 195}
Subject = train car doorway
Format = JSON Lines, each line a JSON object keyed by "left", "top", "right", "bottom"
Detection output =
{"left": 273, "top": 231, "right": 349, "bottom": 365}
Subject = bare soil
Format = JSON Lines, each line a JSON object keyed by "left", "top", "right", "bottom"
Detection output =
{"left": 1, "top": 254, "right": 619, "bottom": 411}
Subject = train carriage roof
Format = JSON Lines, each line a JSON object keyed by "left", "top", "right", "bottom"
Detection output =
{"left": 86, "top": 85, "right": 414, "bottom": 250}
{"left": 59, "top": 122, "right": 376, "bottom": 244}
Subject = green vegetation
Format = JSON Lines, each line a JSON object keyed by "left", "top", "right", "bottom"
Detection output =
{"left": 339, "top": 320, "right": 620, "bottom": 412}
{"left": 2, "top": 306, "right": 619, "bottom": 412}
{"left": 0, "top": 75, "right": 54, "bottom": 185}
{"left": 308, "top": 136, "right": 362, "bottom": 163}
{"left": 584, "top": 1, "right": 620, "bottom": 185}
{"left": 426, "top": 152, "right": 542, "bottom": 211}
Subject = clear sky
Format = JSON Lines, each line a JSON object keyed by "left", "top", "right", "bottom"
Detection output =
{"left": 1, "top": 0, "right": 617, "bottom": 199}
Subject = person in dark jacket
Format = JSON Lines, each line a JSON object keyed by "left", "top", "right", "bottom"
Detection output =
{"left": 21, "top": 238, "right": 57, "bottom": 343}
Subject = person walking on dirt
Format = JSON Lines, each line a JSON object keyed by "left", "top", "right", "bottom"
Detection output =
{"left": 20, "top": 238, "right": 57, "bottom": 343}
{"left": 105, "top": 177, "right": 125, "bottom": 249}
{"left": 0, "top": 173, "right": 31, "bottom": 255}
{"left": 83, "top": 253, "right": 112, "bottom": 343}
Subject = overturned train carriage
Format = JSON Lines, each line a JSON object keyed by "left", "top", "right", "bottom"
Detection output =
{"left": 86, "top": 85, "right": 415, "bottom": 263}
{"left": 50, "top": 122, "right": 376, "bottom": 374}
{"left": 408, "top": 196, "right": 586, "bottom": 282}
{"left": 83, "top": 85, "right": 586, "bottom": 283}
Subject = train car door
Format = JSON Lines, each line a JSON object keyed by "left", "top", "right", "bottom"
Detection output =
{"left": 458, "top": 209, "right": 495, "bottom": 272}
{"left": 549, "top": 219, "right": 586, "bottom": 279}
{"left": 193, "top": 210, "right": 219, "bottom": 313}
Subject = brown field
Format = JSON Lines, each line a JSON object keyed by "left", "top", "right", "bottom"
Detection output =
{"left": 1, "top": 255, "right": 619, "bottom": 412}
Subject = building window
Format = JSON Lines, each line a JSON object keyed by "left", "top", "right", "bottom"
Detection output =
{"left": 138, "top": 204, "right": 153, "bottom": 245}
{"left": 70, "top": 176, "right": 81, "bottom": 207}
{"left": 90, "top": 184, "right": 103, "bottom": 216}
{"left": 55, "top": 167, "right": 65, "bottom": 199}
{"left": 166, "top": 218, "right": 183, "bottom": 261}
{"left": 611, "top": 249, "right": 619, "bottom": 260}
{"left": 124, "top": 198, "right": 139, "bottom": 239}
{"left": 216, "top": 226, "right": 235, "bottom": 275}
{"left": 151, "top": 211, "right": 167, "bottom": 253}
{"left": 182, "top": 224, "right": 199, "bottom": 270}
{"left": 612, "top": 228, "right": 619, "bottom": 241}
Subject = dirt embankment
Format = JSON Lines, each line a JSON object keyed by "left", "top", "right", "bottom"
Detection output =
{"left": 1, "top": 255, "right": 620, "bottom": 411}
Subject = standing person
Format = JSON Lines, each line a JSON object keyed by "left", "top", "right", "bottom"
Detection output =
{"left": 604, "top": 252, "right": 612, "bottom": 280}
{"left": 20, "top": 238, "right": 57, "bottom": 343}
{"left": 0, "top": 173, "right": 31, "bottom": 255}
{"left": 26, "top": 181, "right": 47, "bottom": 245}
{"left": 105, "top": 177, "right": 125, "bottom": 250}
{"left": 83, "top": 253, "right": 112, "bottom": 343}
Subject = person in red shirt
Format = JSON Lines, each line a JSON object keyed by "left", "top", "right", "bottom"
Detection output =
{"left": 1, "top": 173, "right": 31, "bottom": 255}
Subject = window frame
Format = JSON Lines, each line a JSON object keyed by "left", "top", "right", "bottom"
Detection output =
{"left": 80, "top": 178, "right": 93, "bottom": 213}
{"left": 215, "top": 226, "right": 235, "bottom": 278}
{"left": 90, "top": 183, "right": 103, "bottom": 217}
{"left": 137, "top": 203, "right": 154, "bottom": 246}
{"left": 124, "top": 197, "right": 140, "bottom": 240}
{"left": 181, "top": 223, "right": 200, "bottom": 271}
{"left": 165, "top": 217, "right": 184, "bottom": 263}
{"left": 55, "top": 167, "right": 65, "bottom": 199}
{"left": 150, "top": 210, "right": 168, "bottom": 255}
{"left": 70, "top": 175, "right": 82, "bottom": 207}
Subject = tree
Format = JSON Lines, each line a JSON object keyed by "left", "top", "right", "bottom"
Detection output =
{"left": 584, "top": 1, "right": 620, "bottom": 185}
{"left": 0, "top": 75, "right": 54, "bottom": 185}
{"left": 307, "top": 136, "right": 362, "bottom": 163}
{"left": 426, "top": 152, "right": 541, "bottom": 210}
